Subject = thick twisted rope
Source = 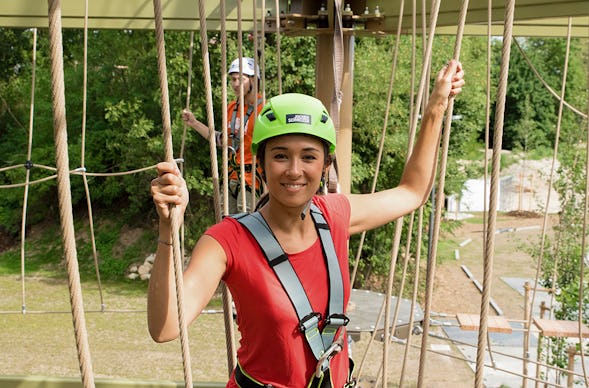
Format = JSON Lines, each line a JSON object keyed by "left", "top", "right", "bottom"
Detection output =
{"left": 151, "top": 1, "right": 192, "bottom": 386}
{"left": 250, "top": 0, "right": 260, "bottom": 211}
{"left": 220, "top": 0, "right": 230, "bottom": 216}
{"left": 409, "top": 1, "right": 442, "bottom": 386}
{"left": 207, "top": 0, "right": 238, "bottom": 372}
{"left": 483, "top": 0, "right": 497, "bottom": 371}
{"left": 474, "top": 1, "right": 515, "bottom": 387}
{"left": 417, "top": 1, "right": 469, "bottom": 385}
{"left": 399, "top": 9, "right": 422, "bottom": 385}
{"left": 274, "top": 0, "right": 282, "bottom": 94}
{"left": 235, "top": 0, "right": 248, "bottom": 212}
{"left": 47, "top": 0, "right": 95, "bottom": 386}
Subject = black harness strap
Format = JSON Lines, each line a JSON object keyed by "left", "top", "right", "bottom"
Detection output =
{"left": 229, "top": 97, "right": 264, "bottom": 152}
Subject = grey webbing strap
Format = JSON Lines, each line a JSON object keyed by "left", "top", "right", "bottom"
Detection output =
{"left": 235, "top": 212, "right": 326, "bottom": 360}
{"left": 233, "top": 205, "right": 348, "bottom": 362}
{"left": 309, "top": 204, "right": 347, "bottom": 351}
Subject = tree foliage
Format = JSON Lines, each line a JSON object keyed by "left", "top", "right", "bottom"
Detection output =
{"left": 0, "top": 28, "right": 587, "bottom": 298}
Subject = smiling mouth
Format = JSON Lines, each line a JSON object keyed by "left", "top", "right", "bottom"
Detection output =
{"left": 283, "top": 183, "right": 305, "bottom": 189}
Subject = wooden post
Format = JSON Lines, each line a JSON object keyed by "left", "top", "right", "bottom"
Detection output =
{"left": 567, "top": 345, "right": 576, "bottom": 388}
{"left": 523, "top": 281, "right": 531, "bottom": 387}
{"left": 315, "top": 33, "right": 355, "bottom": 195}
{"left": 535, "top": 301, "right": 548, "bottom": 388}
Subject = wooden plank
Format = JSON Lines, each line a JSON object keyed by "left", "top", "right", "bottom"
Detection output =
{"left": 457, "top": 313, "right": 513, "bottom": 334}
{"left": 534, "top": 318, "right": 589, "bottom": 338}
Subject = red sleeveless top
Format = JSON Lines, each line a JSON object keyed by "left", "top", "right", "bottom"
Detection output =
{"left": 205, "top": 194, "right": 352, "bottom": 387}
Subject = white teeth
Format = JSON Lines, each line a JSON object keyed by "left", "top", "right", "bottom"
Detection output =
{"left": 284, "top": 184, "right": 303, "bottom": 189}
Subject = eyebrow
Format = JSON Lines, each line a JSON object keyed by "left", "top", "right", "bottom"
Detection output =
{"left": 269, "top": 145, "right": 321, "bottom": 152}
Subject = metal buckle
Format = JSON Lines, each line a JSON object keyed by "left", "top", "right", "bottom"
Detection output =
{"left": 326, "top": 313, "right": 349, "bottom": 327}
{"left": 314, "top": 340, "right": 343, "bottom": 378}
{"left": 299, "top": 312, "right": 321, "bottom": 332}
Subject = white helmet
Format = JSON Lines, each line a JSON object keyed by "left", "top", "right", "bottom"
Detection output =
{"left": 228, "top": 57, "right": 260, "bottom": 78}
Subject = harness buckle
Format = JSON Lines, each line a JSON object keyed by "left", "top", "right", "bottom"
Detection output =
{"left": 299, "top": 312, "right": 321, "bottom": 333}
{"left": 326, "top": 313, "right": 349, "bottom": 327}
{"left": 314, "top": 339, "right": 343, "bottom": 378}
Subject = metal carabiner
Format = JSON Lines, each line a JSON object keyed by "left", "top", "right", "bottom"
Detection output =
{"left": 314, "top": 340, "right": 343, "bottom": 378}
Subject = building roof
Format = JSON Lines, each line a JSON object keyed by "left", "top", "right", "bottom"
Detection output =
{"left": 1, "top": 0, "right": 587, "bottom": 37}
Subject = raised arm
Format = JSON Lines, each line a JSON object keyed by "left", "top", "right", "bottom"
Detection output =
{"left": 147, "top": 162, "right": 226, "bottom": 342}
{"left": 347, "top": 60, "right": 465, "bottom": 235}
{"left": 182, "top": 109, "right": 218, "bottom": 141}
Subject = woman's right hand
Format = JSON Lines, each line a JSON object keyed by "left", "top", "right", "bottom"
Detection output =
{"left": 151, "top": 162, "right": 189, "bottom": 221}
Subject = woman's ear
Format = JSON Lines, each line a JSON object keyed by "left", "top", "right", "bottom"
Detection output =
{"left": 324, "top": 153, "right": 333, "bottom": 168}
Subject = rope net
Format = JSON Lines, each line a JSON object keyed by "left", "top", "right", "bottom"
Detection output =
{"left": 1, "top": 2, "right": 588, "bottom": 388}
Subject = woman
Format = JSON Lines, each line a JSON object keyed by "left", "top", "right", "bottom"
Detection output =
{"left": 148, "top": 60, "right": 464, "bottom": 387}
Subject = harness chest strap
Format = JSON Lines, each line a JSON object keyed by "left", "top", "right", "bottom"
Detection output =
{"left": 233, "top": 204, "right": 349, "bottom": 365}
{"left": 229, "top": 97, "right": 264, "bottom": 151}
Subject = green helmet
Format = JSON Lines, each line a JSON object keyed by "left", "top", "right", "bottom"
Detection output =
{"left": 252, "top": 93, "right": 336, "bottom": 154}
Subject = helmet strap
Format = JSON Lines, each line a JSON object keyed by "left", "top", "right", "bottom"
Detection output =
{"left": 300, "top": 199, "right": 312, "bottom": 221}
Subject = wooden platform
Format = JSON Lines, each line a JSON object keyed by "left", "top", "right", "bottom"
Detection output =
{"left": 457, "top": 313, "right": 513, "bottom": 334}
{"left": 534, "top": 318, "right": 589, "bottom": 338}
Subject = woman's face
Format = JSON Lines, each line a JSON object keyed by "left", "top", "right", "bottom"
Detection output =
{"left": 263, "top": 134, "right": 326, "bottom": 209}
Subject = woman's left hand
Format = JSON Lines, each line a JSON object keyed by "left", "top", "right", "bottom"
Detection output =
{"left": 428, "top": 59, "right": 465, "bottom": 113}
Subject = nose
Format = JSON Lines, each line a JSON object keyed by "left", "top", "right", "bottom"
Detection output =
{"left": 286, "top": 159, "right": 302, "bottom": 177}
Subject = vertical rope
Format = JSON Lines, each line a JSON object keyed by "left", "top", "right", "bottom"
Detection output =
{"left": 178, "top": 30, "right": 195, "bottom": 259}
{"left": 274, "top": 0, "right": 282, "bottom": 94}
{"left": 180, "top": 31, "right": 194, "bottom": 164}
{"left": 399, "top": 208, "right": 425, "bottom": 387}
{"left": 381, "top": 220, "right": 404, "bottom": 387}
{"left": 409, "top": 1, "right": 441, "bottom": 385}
{"left": 80, "top": 0, "right": 105, "bottom": 312}
{"left": 523, "top": 17, "right": 572, "bottom": 388}
{"left": 220, "top": 0, "right": 230, "bottom": 216}
{"left": 399, "top": 3, "right": 421, "bottom": 385}
{"left": 47, "top": 1, "right": 95, "bottom": 386}
{"left": 260, "top": 1, "right": 267, "bottom": 102}
{"left": 418, "top": 1, "right": 469, "bottom": 385}
{"left": 20, "top": 27, "right": 37, "bottom": 315}
{"left": 474, "top": 1, "right": 515, "bottom": 387}
{"left": 578, "top": 34, "right": 589, "bottom": 386}
{"left": 250, "top": 0, "right": 260, "bottom": 211}
{"left": 483, "top": 0, "right": 497, "bottom": 370}
{"left": 349, "top": 0, "right": 405, "bottom": 289}
{"left": 196, "top": 0, "right": 237, "bottom": 373}
{"left": 372, "top": 2, "right": 407, "bottom": 384}
{"left": 331, "top": 0, "right": 344, "bottom": 133}
{"left": 236, "top": 0, "right": 247, "bottom": 212}
{"left": 151, "top": 1, "right": 192, "bottom": 386}
{"left": 325, "top": 0, "right": 345, "bottom": 193}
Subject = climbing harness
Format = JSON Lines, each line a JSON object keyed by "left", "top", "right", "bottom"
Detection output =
{"left": 228, "top": 97, "right": 264, "bottom": 152}
{"left": 232, "top": 203, "right": 355, "bottom": 388}
{"left": 227, "top": 97, "right": 264, "bottom": 198}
